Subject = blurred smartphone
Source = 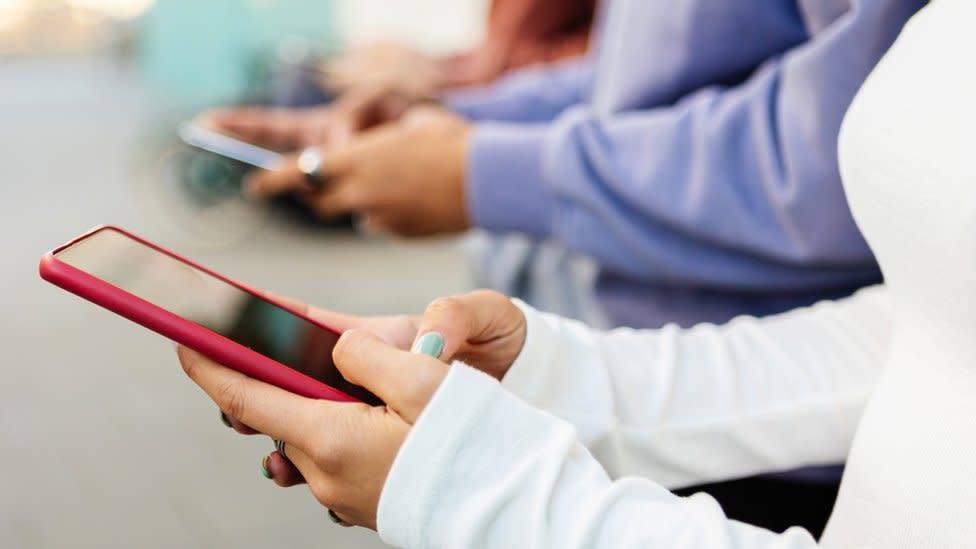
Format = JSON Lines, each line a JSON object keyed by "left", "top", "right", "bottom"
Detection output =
{"left": 39, "top": 225, "right": 380, "bottom": 405}
{"left": 179, "top": 123, "right": 283, "bottom": 170}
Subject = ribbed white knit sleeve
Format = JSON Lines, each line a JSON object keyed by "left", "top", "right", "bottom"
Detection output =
{"left": 502, "top": 285, "right": 891, "bottom": 488}
{"left": 377, "top": 287, "right": 891, "bottom": 548}
{"left": 378, "top": 365, "right": 824, "bottom": 549}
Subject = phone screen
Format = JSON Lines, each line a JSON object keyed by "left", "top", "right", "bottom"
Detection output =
{"left": 55, "top": 228, "right": 380, "bottom": 405}
{"left": 179, "top": 123, "right": 284, "bottom": 170}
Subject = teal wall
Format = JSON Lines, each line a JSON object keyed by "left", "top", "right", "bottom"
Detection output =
{"left": 138, "top": 0, "right": 336, "bottom": 111}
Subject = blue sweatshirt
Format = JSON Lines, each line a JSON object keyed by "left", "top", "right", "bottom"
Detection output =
{"left": 448, "top": 0, "right": 926, "bottom": 328}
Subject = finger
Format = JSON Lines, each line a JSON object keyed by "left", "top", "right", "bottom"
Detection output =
{"left": 328, "top": 85, "right": 410, "bottom": 137}
{"left": 197, "top": 107, "right": 297, "bottom": 148}
{"left": 303, "top": 181, "right": 363, "bottom": 219}
{"left": 195, "top": 107, "right": 255, "bottom": 133}
{"left": 254, "top": 292, "right": 309, "bottom": 316}
{"left": 332, "top": 330, "right": 446, "bottom": 422}
{"left": 411, "top": 291, "right": 522, "bottom": 362}
{"left": 242, "top": 159, "right": 305, "bottom": 199}
{"left": 274, "top": 446, "right": 354, "bottom": 528}
{"left": 242, "top": 154, "right": 313, "bottom": 199}
{"left": 305, "top": 307, "right": 370, "bottom": 333}
{"left": 225, "top": 413, "right": 259, "bottom": 435}
{"left": 266, "top": 451, "right": 306, "bottom": 487}
{"left": 178, "top": 346, "right": 335, "bottom": 450}
{"left": 255, "top": 291, "right": 419, "bottom": 349}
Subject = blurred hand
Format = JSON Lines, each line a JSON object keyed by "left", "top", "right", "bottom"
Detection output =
{"left": 245, "top": 105, "right": 474, "bottom": 237}
{"left": 321, "top": 42, "right": 446, "bottom": 97}
{"left": 197, "top": 105, "right": 339, "bottom": 152}
{"left": 198, "top": 80, "right": 439, "bottom": 153}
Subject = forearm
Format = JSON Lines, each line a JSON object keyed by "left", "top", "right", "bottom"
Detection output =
{"left": 503, "top": 286, "right": 891, "bottom": 488}
{"left": 379, "top": 365, "right": 823, "bottom": 549}
{"left": 466, "top": 2, "right": 920, "bottom": 289}
{"left": 443, "top": 58, "right": 593, "bottom": 123}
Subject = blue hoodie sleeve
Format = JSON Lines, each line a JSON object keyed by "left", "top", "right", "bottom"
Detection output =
{"left": 466, "top": 2, "right": 914, "bottom": 292}
{"left": 444, "top": 58, "right": 595, "bottom": 123}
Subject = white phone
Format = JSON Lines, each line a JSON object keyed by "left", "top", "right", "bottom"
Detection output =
{"left": 178, "top": 123, "right": 284, "bottom": 171}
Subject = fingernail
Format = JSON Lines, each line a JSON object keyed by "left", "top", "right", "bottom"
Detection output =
{"left": 260, "top": 455, "right": 273, "bottom": 479}
{"left": 328, "top": 509, "right": 343, "bottom": 524}
{"left": 220, "top": 411, "right": 232, "bottom": 428}
{"left": 411, "top": 332, "right": 444, "bottom": 358}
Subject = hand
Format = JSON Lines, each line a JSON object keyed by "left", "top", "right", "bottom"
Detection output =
{"left": 179, "top": 331, "right": 448, "bottom": 530}
{"left": 321, "top": 42, "right": 446, "bottom": 97}
{"left": 194, "top": 291, "right": 525, "bottom": 527}
{"left": 411, "top": 290, "right": 527, "bottom": 381}
{"left": 246, "top": 106, "right": 474, "bottom": 236}
{"left": 197, "top": 84, "right": 438, "bottom": 153}
{"left": 196, "top": 105, "right": 340, "bottom": 152}
{"left": 274, "top": 290, "right": 526, "bottom": 380}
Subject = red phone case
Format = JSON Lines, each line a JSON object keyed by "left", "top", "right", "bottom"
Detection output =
{"left": 39, "top": 225, "right": 361, "bottom": 403}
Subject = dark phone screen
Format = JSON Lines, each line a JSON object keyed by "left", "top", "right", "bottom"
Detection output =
{"left": 56, "top": 228, "right": 380, "bottom": 405}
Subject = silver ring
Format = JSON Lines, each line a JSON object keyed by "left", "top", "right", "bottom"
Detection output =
{"left": 297, "top": 146, "right": 326, "bottom": 190}
{"left": 274, "top": 439, "right": 288, "bottom": 461}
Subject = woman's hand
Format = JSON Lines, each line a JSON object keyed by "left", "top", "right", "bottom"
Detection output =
{"left": 295, "top": 289, "right": 527, "bottom": 380}
{"left": 321, "top": 42, "right": 446, "bottom": 97}
{"left": 204, "top": 290, "right": 526, "bottom": 524}
{"left": 178, "top": 330, "right": 448, "bottom": 530}
{"left": 196, "top": 83, "right": 437, "bottom": 154}
{"left": 241, "top": 105, "right": 473, "bottom": 235}
{"left": 410, "top": 290, "right": 527, "bottom": 381}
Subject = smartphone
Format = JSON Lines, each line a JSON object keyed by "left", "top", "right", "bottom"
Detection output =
{"left": 39, "top": 226, "right": 380, "bottom": 405}
{"left": 178, "top": 123, "right": 284, "bottom": 171}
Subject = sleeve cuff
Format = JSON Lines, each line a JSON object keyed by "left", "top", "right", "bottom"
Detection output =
{"left": 466, "top": 123, "right": 555, "bottom": 238}
{"left": 377, "top": 361, "right": 580, "bottom": 549}
{"left": 376, "top": 363, "right": 501, "bottom": 548}
{"left": 501, "top": 299, "right": 559, "bottom": 402}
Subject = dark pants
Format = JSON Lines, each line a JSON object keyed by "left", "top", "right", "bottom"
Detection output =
{"left": 673, "top": 476, "right": 840, "bottom": 538}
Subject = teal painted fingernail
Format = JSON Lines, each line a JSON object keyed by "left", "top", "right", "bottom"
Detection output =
{"left": 260, "top": 455, "right": 273, "bottom": 479}
{"left": 411, "top": 332, "right": 444, "bottom": 358}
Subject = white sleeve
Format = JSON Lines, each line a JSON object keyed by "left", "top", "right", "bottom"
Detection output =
{"left": 503, "top": 285, "right": 891, "bottom": 488}
{"left": 378, "top": 365, "right": 826, "bottom": 549}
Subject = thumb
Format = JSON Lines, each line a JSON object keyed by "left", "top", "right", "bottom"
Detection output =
{"left": 242, "top": 155, "right": 307, "bottom": 199}
{"left": 243, "top": 146, "right": 342, "bottom": 199}
{"left": 410, "top": 290, "right": 520, "bottom": 362}
{"left": 333, "top": 329, "right": 446, "bottom": 423}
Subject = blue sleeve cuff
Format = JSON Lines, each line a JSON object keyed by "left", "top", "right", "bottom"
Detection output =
{"left": 443, "top": 88, "right": 493, "bottom": 121}
{"left": 466, "top": 122, "right": 554, "bottom": 238}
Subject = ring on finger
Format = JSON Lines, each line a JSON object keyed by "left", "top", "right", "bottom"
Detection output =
{"left": 297, "top": 147, "right": 328, "bottom": 190}
{"left": 273, "top": 439, "right": 289, "bottom": 461}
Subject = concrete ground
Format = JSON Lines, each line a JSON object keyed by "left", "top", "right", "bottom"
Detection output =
{"left": 0, "top": 57, "right": 472, "bottom": 548}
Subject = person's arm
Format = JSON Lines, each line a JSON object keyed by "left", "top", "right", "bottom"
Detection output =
{"left": 467, "top": 2, "right": 922, "bottom": 290}
{"left": 379, "top": 365, "right": 826, "bottom": 549}
{"left": 443, "top": 57, "right": 595, "bottom": 123}
{"left": 497, "top": 285, "right": 890, "bottom": 490}
{"left": 440, "top": 0, "right": 595, "bottom": 88}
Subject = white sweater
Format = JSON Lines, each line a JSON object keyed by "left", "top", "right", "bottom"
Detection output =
{"left": 377, "top": 2, "right": 976, "bottom": 547}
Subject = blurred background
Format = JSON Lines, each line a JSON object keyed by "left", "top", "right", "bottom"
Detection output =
{"left": 0, "top": 1, "right": 483, "bottom": 547}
